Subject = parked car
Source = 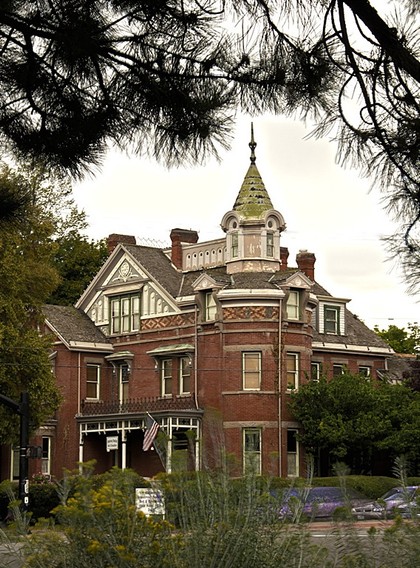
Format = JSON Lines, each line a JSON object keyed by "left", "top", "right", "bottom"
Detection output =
{"left": 280, "top": 486, "right": 368, "bottom": 521}
{"left": 351, "top": 486, "right": 419, "bottom": 520}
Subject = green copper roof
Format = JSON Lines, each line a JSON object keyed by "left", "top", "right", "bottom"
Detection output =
{"left": 233, "top": 124, "right": 274, "bottom": 220}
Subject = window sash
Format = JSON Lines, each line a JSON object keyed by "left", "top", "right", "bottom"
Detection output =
{"left": 286, "top": 353, "right": 299, "bottom": 390}
{"left": 41, "top": 437, "right": 51, "bottom": 475}
{"left": 324, "top": 305, "right": 340, "bottom": 334}
{"left": 266, "top": 232, "right": 274, "bottom": 257}
{"left": 162, "top": 359, "right": 173, "bottom": 396}
{"left": 111, "top": 294, "right": 141, "bottom": 334}
{"left": 205, "top": 292, "right": 217, "bottom": 321}
{"left": 180, "top": 356, "right": 191, "bottom": 394}
{"left": 333, "top": 364, "right": 344, "bottom": 376}
{"left": 243, "top": 428, "right": 261, "bottom": 475}
{"left": 86, "top": 364, "right": 100, "bottom": 399}
{"left": 286, "top": 290, "right": 300, "bottom": 320}
{"left": 287, "top": 429, "right": 299, "bottom": 477}
{"left": 359, "top": 366, "right": 371, "bottom": 377}
{"left": 311, "top": 362, "right": 321, "bottom": 381}
{"left": 243, "top": 352, "right": 261, "bottom": 390}
{"left": 231, "top": 232, "right": 238, "bottom": 258}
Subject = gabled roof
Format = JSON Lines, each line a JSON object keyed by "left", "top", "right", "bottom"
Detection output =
{"left": 43, "top": 305, "right": 112, "bottom": 350}
{"left": 123, "top": 244, "right": 182, "bottom": 297}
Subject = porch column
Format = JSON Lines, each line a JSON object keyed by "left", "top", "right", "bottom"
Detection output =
{"left": 121, "top": 426, "right": 127, "bottom": 470}
{"left": 78, "top": 427, "right": 84, "bottom": 472}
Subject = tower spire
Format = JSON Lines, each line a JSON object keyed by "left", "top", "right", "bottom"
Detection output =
{"left": 249, "top": 122, "right": 256, "bottom": 164}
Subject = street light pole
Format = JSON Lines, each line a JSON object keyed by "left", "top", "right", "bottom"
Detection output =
{"left": 0, "top": 391, "right": 30, "bottom": 512}
{"left": 18, "top": 392, "right": 29, "bottom": 512}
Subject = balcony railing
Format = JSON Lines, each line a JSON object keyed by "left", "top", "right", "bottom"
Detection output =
{"left": 80, "top": 394, "right": 198, "bottom": 416}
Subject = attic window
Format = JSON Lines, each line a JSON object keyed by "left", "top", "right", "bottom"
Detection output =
{"left": 324, "top": 305, "right": 340, "bottom": 335}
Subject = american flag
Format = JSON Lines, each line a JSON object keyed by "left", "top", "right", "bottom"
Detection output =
{"left": 142, "top": 413, "right": 160, "bottom": 451}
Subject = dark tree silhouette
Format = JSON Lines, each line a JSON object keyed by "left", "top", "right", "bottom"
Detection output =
{"left": 0, "top": 1, "right": 418, "bottom": 286}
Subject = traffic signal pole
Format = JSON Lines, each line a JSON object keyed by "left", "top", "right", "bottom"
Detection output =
{"left": 0, "top": 391, "right": 30, "bottom": 513}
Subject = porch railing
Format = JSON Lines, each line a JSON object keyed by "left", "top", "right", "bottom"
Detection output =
{"left": 80, "top": 394, "right": 198, "bottom": 416}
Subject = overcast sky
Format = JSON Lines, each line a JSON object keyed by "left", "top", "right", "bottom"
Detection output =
{"left": 73, "top": 114, "right": 420, "bottom": 331}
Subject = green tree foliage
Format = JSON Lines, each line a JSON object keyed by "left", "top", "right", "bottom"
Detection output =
{"left": 0, "top": 164, "right": 62, "bottom": 443}
{"left": 47, "top": 233, "right": 108, "bottom": 306}
{"left": 289, "top": 373, "right": 420, "bottom": 473}
{"left": 0, "top": 1, "right": 418, "bottom": 289}
{"left": 374, "top": 323, "right": 420, "bottom": 354}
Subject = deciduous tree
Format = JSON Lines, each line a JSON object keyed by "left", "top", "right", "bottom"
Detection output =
{"left": 0, "top": 164, "right": 61, "bottom": 443}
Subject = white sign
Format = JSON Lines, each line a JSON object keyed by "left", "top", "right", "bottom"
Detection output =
{"left": 135, "top": 488, "right": 165, "bottom": 517}
{"left": 106, "top": 436, "right": 119, "bottom": 452}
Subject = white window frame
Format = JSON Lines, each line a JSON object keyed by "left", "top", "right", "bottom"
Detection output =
{"left": 243, "top": 428, "right": 262, "bottom": 475}
{"left": 287, "top": 429, "right": 299, "bottom": 478}
{"left": 311, "top": 362, "right": 321, "bottom": 381}
{"left": 286, "top": 352, "right": 299, "bottom": 391}
{"left": 110, "top": 294, "right": 140, "bottom": 334}
{"left": 242, "top": 352, "right": 262, "bottom": 390}
{"left": 324, "top": 305, "right": 340, "bottom": 335}
{"left": 286, "top": 290, "right": 300, "bottom": 320}
{"left": 359, "top": 366, "right": 371, "bottom": 377}
{"left": 180, "top": 356, "right": 191, "bottom": 394}
{"left": 86, "top": 363, "right": 100, "bottom": 399}
{"left": 41, "top": 436, "right": 51, "bottom": 475}
{"left": 205, "top": 291, "right": 217, "bottom": 321}
{"left": 161, "top": 359, "right": 173, "bottom": 397}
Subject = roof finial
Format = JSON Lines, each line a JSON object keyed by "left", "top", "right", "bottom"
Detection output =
{"left": 249, "top": 122, "right": 256, "bottom": 164}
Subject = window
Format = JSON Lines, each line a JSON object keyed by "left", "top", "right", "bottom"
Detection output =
{"left": 286, "top": 290, "right": 300, "bottom": 320}
{"left": 359, "top": 366, "right": 371, "bottom": 377}
{"left": 41, "top": 437, "right": 51, "bottom": 475}
{"left": 205, "top": 291, "right": 217, "bottom": 321}
{"left": 333, "top": 364, "right": 344, "bottom": 377}
{"left": 86, "top": 364, "right": 100, "bottom": 399}
{"left": 119, "top": 363, "right": 130, "bottom": 403}
{"left": 324, "top": 305, "right": 340, "bottom": 334}
{"left": 286, "top": 353, "right": 299, "bottom": 390}
{"left": 110, "top": 294, "right": 140, "bottom": 334}
{"left": 161, "top": 359, "right": 173, "bottom": 396}
{"left": 243, "top": 428, "right": 261, "bottom": 474}
{"left": 266, "top": 232, "right": 274, "bottom": 257}
{"left": 243, "top": 352, "right": 261, "bottom": 390}
{"left": 287, "top": 429, "right": 299, "bottom": 477}
{"left": 180, "top": 356, "right": 191, "bottom": 394}
{"left": 231, "top": 232, "right": 238, "bottom": 258}
{"left": 311, "top": 362, "right": 321, "bottom": 381}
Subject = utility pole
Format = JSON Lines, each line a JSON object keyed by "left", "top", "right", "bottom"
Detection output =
{"left": 0, "top": 392, "right": 30, "bottom": 512}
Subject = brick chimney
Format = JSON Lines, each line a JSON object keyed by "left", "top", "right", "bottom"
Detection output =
{"left": 107, "top": 234, "right": 136, "bottom": 254}
{"left": 280, "top": 247, "right": 289, "bottom": 270}
{"left": 296, "top": 250, "right": 316, "bottom": 280}
{"left": 170, "top": 228, "right": 199, "bottom": 269}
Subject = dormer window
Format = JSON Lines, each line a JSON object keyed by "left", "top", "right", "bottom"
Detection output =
{"left": 205, "top": 291, "right": 217, "bottom": 321}
{"left": 110, "top": 294, "right": 140, "bottom": 334}
{"left": 286, "top": 290, "right": 300, "bottom": 320}
{"left": 324, "top": 305, "right": 340, "bottom": 335}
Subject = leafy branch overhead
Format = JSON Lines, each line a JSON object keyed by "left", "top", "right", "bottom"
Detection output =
{"left": 0, "top": 1, "right": 418, "bottom": 285}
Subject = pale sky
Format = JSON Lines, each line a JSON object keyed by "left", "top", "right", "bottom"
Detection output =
{"left": 73, "top": 115, "right": 420, "bottom": 332}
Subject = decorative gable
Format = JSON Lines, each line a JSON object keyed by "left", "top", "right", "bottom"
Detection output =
{"left": 284, "top": 271, "right": 312, "bottom": 290}
{"left": 192, "top": 273, "right": 222, "bottom": 291}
